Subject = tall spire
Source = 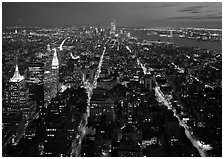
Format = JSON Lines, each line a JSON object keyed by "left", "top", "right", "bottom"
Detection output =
{"left": 52, "top": 48, "right": 59, "bottom": 69}
{"left": 10, "top": 63, "right": 24, "bottom": 82}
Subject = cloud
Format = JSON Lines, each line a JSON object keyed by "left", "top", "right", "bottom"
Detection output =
{"left": 179, "top": 5, "right": 208, "bottom": 12}
{"left": 175, "top": 3, "right": 221, "bottom": 21}
{"left": 126, "top": 2, "right": 181, "bottom": 11}
{"left": 158, "top": 3, "right": 180, "bottom": 8}
{"left": 169, "top": 14, "right": 222, "bottom": 20}
{"left": 190, "top": 11, "right": 200, "bottom": 14}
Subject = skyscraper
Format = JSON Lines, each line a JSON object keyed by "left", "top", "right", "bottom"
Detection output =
{"left": 111, "top": 20, "right": 116, "bottom": 32}
{"left": 51, "top": 48, "right": 59, "bottom": 96}
{"left": 90, "top": 97, "right": 115, "bottom": 123}
{"left": 5, "top": 63, "right": 37, "bottom": 120}
{"left": 27, "top": 62, "right": 44, "bottom": 110}
{"left": 44, "top": 70, "right": 52, "bottom": 106}
{"left": 110, "top": 20, "right": 116, "bottom": 36}
{"left": 6, "top": 64, "right": 29, "bottom": 113}
{"left": 3, "top": 63, "right": 28, "bottom": 148}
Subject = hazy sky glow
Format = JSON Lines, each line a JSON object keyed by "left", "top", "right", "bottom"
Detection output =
{"left": 2, "top": 2, "right": 222, "bottom": 28}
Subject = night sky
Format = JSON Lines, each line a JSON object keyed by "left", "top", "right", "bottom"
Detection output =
{"left": 2, "top": 2, "right": 222, "bottom": 28}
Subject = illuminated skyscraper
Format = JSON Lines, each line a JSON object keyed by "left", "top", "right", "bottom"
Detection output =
{"left": 90, "top": 98, "right": 115, "bottom": 122}
{"left": 144, "top": 74, "right": 152, "bottom": 90}
{"left": 27, "top": 62, "right": 44, "bottom": 110}
{"left": 6, "top": 64, "right": 28, "bottom": 112}
{"left": 3, "top": 64, "right": 28, "bottom": 148}
{"left": 111, "top": 20, "right": 116, "bottom": 31}
{"left": 51, "top": 48, "right": 59, "bottom": 96}
{"left": 110, "top": 20, "right": 116, "bottom": 35}
{"left": 4, "top": 63, "right": 36, "bottom": 120}
{"left": 44, "top": 70, "right": 52, "bottom": 106}
{"left": 127, "top": 102, "right": 133, "bottom": 124}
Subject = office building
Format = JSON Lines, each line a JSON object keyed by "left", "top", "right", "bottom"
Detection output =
{"left": 51, "top": 48, "right": 59, "bottom": 96}
{"left": 6, "top": 64, "right": 29, "bottom": 114}
{"left": 44, "top": 70, "right": 53, "bottom": 105}
{"left": 110, "top": 20, "right": 116, "bottom": 36}
{"left": 144, "top": 74, "right": 155, "bottom": 90}
{"left": 3, "top": 111, "right": 25, "bottom": 146}
{"left": 27, "top": 62, "right": 44, "bottom": 110}
{"left": 90, "top": 98, "right": 115, "bottom": 122}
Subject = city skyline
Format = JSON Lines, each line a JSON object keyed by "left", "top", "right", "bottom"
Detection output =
{"left": 2, "top": 2, "right": 222, "bottom": 157}
{"left": 2, "top": 2, "right": 222, "bottom": 28}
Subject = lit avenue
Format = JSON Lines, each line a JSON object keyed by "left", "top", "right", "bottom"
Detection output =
{"left": 2, "top": 3, "right": 222, "bottom": 157}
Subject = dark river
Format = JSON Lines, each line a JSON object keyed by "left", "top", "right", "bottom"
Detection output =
{"left": 132, "top": 31, "right": 222, "bottom": 54}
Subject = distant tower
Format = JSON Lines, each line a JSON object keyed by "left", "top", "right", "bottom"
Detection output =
{"left": 47, "top": 44, "right": 51, "bottom": 52}
{"left": 110, "top": 20, "right": 116, "bottom": 35}
{"left": 111, "top": 20, "right": 116, "bottom": 31}
{"left": 51, "top": 48, "right": 59, "bottom": 96}
{"left": 170, "top": 30, "right": 173, "bottom": 37}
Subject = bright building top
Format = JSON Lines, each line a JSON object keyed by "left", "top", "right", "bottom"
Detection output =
{"left": 10, "top": 64, "right": 24, "bottom": 82}
{"left": 52, "top": 48, "right": 59, "bottom": 69}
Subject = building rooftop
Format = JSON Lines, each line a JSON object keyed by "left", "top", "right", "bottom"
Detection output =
{"left": 52, "top": 48, "right": 59, "bottom": 68}
{"left": 9, "top": 64, "right": 24, "bottom": 82}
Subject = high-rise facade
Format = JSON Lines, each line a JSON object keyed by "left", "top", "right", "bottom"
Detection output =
{"left": 90, "top": 98, "right": 115, "bottom": 122}
{"left": 111, "top": 20, "right": 116, "bottom": 32}
{"left": 44, "top": 48, "right": 59, "bottom": 106}
{"left": 51, "top": 48, "right": 59, "bottom": 97}
{"left": 5, "top": 63, "right": 37, "bottom": 120}
{"left": 144, "top": 74, "right": 155, "bottom": 90}
{"left": 27, "top": 62, "right": 44, "bottom": 110}
{"left": 5, "top": 64, "right": 29, "bottom": 113}
{"left": 110, "top": 20, "right": 116, "bottom": 35}
{"left": 3, "top": 64, "right": 29, "bottom": 148}
{"left": 44, "top": 71, "right": 52, "bottom": 105}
